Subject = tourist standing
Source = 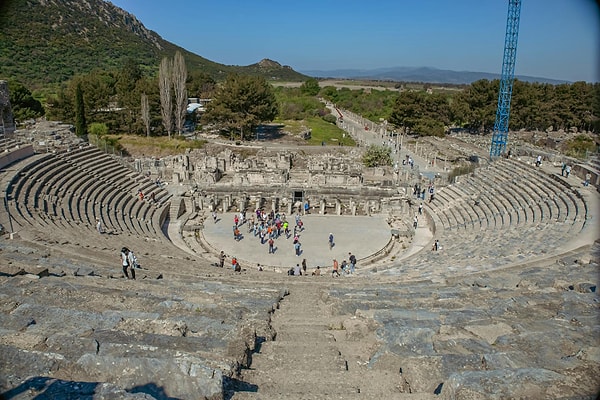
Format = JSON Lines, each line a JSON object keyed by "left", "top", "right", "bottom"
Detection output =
{"left": 120, "top": 247, "right": 135, "bottom": 280}
{"left": 328, "top": 233, "right": 334, "bottom": 250}
{"left": 348, "top": 252, "right": 356, "bottom": 274}
{"left": 219, "top": 251, "right": 226, "bottom": 268}
{"left": 268, "top": 238, "right": 275, "bottom": 254}
{"left": 332, "top": 259, "right": 340, "bottom": 277}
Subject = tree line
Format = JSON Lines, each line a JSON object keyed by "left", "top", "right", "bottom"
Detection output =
{"left": 319, "top": 79, "right": 600, "bottom": 136}
{"left": 7, "top": 60, "right": 599, "bottom": 143}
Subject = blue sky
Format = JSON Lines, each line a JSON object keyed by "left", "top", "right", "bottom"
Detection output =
{"left": 108, "top": 0, "right": 599, "bottom": 82}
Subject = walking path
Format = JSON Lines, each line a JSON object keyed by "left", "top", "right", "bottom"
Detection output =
{"left": 328, "top": 105, "right": 447, "bottom": 179}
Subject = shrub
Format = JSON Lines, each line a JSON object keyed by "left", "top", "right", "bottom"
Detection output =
{"left": 321, "top": 114, "right": 337, "bottom": 124}
{"left": 362, "top": 145, "right": 392, "bottom": 167}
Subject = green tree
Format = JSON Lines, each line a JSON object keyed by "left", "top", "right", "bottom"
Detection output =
{"left": 362, "top": 145, "right": 392, "bottom": 167}
{"left": 204, "top": 74, "right": 277, "bottom": 140}
{"left": 8, "top": 81, "right": 45, "bottom": 121}
{"left": 75, "top": 82, "right": 87, "bottom": 136}
{"left": 187, "top": 71, "right": 216, "bottom": 98}
{"left": 300, "top": 78, "right": 320, "bottom": 96}
{"left": 562, "top": 134, "right": 596, "bottom": 159}
{"left": 460, "top": 79, "right": 497, "bottom": 132}
{"left": 389, "top": 90, "right": 449, "bottom": 136}
{"left": 88, "top": 122, "right": 108, "bottom": 136}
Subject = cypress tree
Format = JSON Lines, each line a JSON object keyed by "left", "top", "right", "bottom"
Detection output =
{"left": 75, "top": 82, "right": 87, "bottom": 136}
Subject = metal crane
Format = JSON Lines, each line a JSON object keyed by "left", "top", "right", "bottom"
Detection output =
{"left": 489, "top": 0, "right": 522, "bottom": 158}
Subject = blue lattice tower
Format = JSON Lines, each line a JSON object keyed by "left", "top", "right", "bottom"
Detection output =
{"left": 490, "top": 0, "right": 522, "bottom": 158}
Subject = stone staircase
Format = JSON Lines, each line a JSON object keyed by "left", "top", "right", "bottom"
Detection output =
{"left": 231, "top": 248, "right": 599, "bottom": 398}
{"left": 234, "top": 280, "right": 436, "bottom": 399}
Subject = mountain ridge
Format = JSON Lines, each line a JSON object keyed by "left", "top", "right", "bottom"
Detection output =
{"left": 0, "top": 0, "right": 307, "bottom": 89}
{"left": 301, "top": 66, "right": 570, "bottom": 85}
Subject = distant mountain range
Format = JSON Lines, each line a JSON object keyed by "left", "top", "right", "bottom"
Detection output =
{"left": 301, "top": 66, "right": 570, "bottom": 85}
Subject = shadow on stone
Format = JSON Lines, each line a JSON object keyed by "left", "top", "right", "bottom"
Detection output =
{"left": 1, "top": 377, "right": 98, "bottom": 399}
{"left": 130, "top": 382, "right": 180, "bottom": 399}
{"left": 222, "top": 376, "right": 258, "bottom": 400}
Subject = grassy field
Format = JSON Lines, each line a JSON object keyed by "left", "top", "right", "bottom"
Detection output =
{"left": 277, "top": 117, "right": 356, "bottom": 146}
{"left": 96, "top": 134, "right": 207, "bottom": 157}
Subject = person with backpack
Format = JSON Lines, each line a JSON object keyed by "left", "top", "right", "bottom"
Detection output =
{"left": 348, "top": 252, "right": 357, "bottom": 274}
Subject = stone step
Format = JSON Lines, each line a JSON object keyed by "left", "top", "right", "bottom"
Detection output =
{"left": 248, "top": 344, "right": 346, "bottom": 371}
{"left": 236, "top": 369, "right": 438, "bottom": 399}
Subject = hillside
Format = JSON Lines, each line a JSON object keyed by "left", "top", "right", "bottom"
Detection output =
{"left": 0, "top": 0, "right": 307, "bottom": 89}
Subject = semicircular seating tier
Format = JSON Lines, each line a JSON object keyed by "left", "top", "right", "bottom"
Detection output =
{"left": 0, "top": 146, "right": 180, "bottom": 256}
{"left": 376, "top": 157, "right": 595, "bottom": 280}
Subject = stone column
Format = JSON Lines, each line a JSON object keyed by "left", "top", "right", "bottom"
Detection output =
{"left": 172, "top": 172, "right": 181, "bottom": 185}
{"left": 224, "top": 195, "right": 232, "bottom": 212}
{"left": 255, "top": 196, "right": 262, "bottom": 211}
{"left": 350, "top": 200, "right": 357, "bottom": 216}
{"left": 364, "top": 201, "right": 370, "bottom": 216}
{"left": 272, "top": 196, "right": 278, "bottom": 212}
{"left": 287, "top": 201, "right": 292, "bottom": 215}
{"left": 320, "top": 198, "right": 326, "bottom": 215}
{"left": 335, "top": 199, "right": 342, "bottom": 215}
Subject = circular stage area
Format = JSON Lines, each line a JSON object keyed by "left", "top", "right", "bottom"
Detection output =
{"left": 201, "top": 213, "right": 392, "bottom": 272}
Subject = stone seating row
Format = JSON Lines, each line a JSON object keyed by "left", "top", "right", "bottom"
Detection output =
{"left": 333, "top": 255, "right": 598, "bottom": 398}
{"left": 499, "top": 158, "right": 588, "bottom": 233}
{"left": 397, "top": 159, "right": 591, "bottom": 277}
{"left": 1, "top": 147, "right": 171, "bottom": 241}
{"left": 428, "top": 158, "right": 586, "bottom": 235}
{"left": 2, "top": 153, "right": 55, "bottom": 228}
{"left": 0, "top": 265, "right": 285, "bottom": 399}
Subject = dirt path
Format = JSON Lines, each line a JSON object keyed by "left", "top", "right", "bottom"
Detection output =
{"left": 233, "top": 280, "right": 434, "bottom": 399}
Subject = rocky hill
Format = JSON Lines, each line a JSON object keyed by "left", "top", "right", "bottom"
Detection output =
{"left": 0, "top": 0, "right": 307, "bottom": 89}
